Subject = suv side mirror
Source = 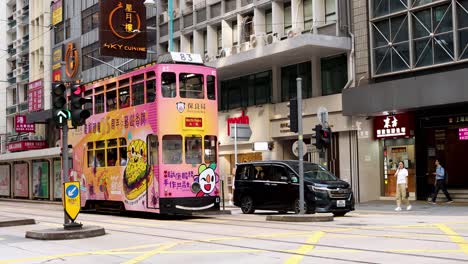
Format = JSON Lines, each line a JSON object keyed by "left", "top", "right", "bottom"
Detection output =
{"left": 290, "top": 176, "right": 299, "bottom": 183}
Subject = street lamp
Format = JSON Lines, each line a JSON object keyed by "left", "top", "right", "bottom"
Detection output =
{"left": 144, "top": 0, "right": 173, "bottom": 52}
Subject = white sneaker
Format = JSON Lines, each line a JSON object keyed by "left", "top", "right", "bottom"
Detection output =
{"left": 406, "top": 205, "right": 412, "bottom": 211}
{"left": 395, "top": 207, "right": 402, "bottom": 211}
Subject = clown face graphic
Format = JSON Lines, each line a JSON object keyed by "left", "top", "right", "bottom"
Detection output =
{"left": 193, "top": 163, "right": 217, "bottom": 196}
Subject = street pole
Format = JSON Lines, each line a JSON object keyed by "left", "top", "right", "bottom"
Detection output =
{"left": 168, "top": 0, "right": 173, "bottom": 52}
{"left": 297, "top": 77, "right": 305, "bottom": 214}
{"left": 234, "top": 123, "right": 238, "bottom": 172}
{"left": 62, "top": 125, "right": 70, "bottom": 225}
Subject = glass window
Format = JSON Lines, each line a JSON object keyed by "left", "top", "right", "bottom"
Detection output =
{"left": 304, "top": 0, "right": 313, "bottom": 30}
{"left": 458, "top": 0, "right": 468, "bottom": 59}
{"left": 132, "top": 83, "right": 145, "bottom": 106}
{"left": 325, "top": 0, "right": 337, "bottom": 22}
{"left": 217, "top": 26, "right": 222, "bottom": 51}
{"left": 95, "top": 140, "right": 105, "bottom": 167}
{"left": 107, "top": 148, "right": 117, "bottom": 167}
{"left": 163, "top": 135, "right": 182, "bottom": 164}
{"left": 119, "top": 138, "right": 127, "bottom": 166}
{"left": 65, "top": 19, "right": 71, "bottom": 39}
{"left": 147, "top": 80, "right": 156, "bottom": 102}
{"left": 84, "top": 90, "right": 93, "bottom": 113}
{"left": 180, "top": 73, "right": 204, "bottom": 99}
{"left": 82, "top": 4, "right": 99, "bottom": 34}
{"left": 147, "top": 135, "right": 159, "bottom": 166}
{"left": 207, "top": 75, "right": 216, "bottom": 100}
{"left": 119, "top": 88, "right": 130, "bottom": 108}
{"left": 210, "top": 2, "right": 221, "bottom": 18}
{"left": 95, "top": 94, "right": 104, "bottom": 114}
{"left": 106, "top": 90, "right": 117, "bottom": 112}
{"left": 265, "top": 9, "right": 272, "bottom": 34}
{"left": 185, "top": 135, "right": 202, "bottom": 164}
{"left": 236, "top": 165, "right": 254, "bottom": 180}
{"left": 284, "top": 3, "right": 292, "bottom": 32}
{"left": 372, "top": 0, "right": 407, "bottom": 18}
{"left": 204, "top": 136, "right": 217, "bottom": 164}
{"left": 413, "top": 4, "right": 454, "bottom": 67}
{"left": 281, "top": 62, "right": 312, "bottom": 102}
{"left": 273, "top": 166, "right": 289, "bottom": 182}
{"left": 54, "top": 22, "right": 64, "bottom": 44}
{"left": 87, "top": 142, "right": 94, "bottom": 167}
{"left": 197, "top": 8, "right": 206, "bottom": 23}
{"left": 321, "top": 54, "right": 348, "bottom": 96}
{"left": 226, "top": 0, "right": 236, "bottom": 13}
{"left": 162, "top": 72, "right": 176, "bottom": 97}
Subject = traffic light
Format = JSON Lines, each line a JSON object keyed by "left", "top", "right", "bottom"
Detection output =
{"left": 321, "top": 127, "right": 332, "bottom": 148}
{"left": 70, "top": 84, "right": 91, "bottom": 127}
{"left": 289, "top": 97, "right": 298, "bottom": 133}
{"left": 52, "top": 83, "right": 68, "bottom": 127}
{"left": 313, "top": 124, "right": 323, "bottom": 150}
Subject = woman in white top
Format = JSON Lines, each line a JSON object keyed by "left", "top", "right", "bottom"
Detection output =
{"left": 394, "top": 161, "right": 411, "bottom": 211}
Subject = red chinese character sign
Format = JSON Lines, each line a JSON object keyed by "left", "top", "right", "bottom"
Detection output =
{"left": 28, "top": 79, "right": 44, "bottom": 112}
{"left": 15, "top": 115, "right": 35, "bottom": 133}
{"left": 374, "top": 113, "right": 414, "bottom": 139}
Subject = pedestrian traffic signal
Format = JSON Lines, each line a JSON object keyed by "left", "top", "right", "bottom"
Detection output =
{"left": 321, "top": 127, "right": 332, "bottom": 148}
{"left": 70, "top": 84, "right": 91, "bottom": 127}
{"left": 313, "top": 124, "right": 323, "bottom": 150}
{"left": 52, "top": 83, "right": 68, "bottom": 127}
{"left": 289, "top": 98, "right": 298, "bottom": 133}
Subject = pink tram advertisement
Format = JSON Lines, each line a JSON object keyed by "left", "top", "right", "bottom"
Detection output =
{"left": 68, "top": 59, "right": 220, "bottom": 214}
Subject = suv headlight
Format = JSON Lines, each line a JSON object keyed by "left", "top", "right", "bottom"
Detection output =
{"left": 308, "top": 185, "right": 328, "bottom": 194}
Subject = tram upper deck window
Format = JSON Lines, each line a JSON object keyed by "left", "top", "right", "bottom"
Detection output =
{"left": 162, "top": 72, "right": 176, "bottom": 98}
{"left": 147, "top": 79, "right": 156, "bottom": 102}
{"left": 180, "top": 73, "right": 204, "bottom": 99}
{"left": 207, "top": 75, "right": 216, "bottom": 100}
{"left": 84, "top": 90, "right": 93, "bottom": 113}
{"left": 132, "top": 82, "right": 145, "bottom": 106}
{"left": 106, "top": 90, "right": 117, "bottom": 111}
{"left": 119, "top": 87, "right": 130, "bottom": 108}
{"left": 95, "top": 93, "right": 104, "bottom": 114}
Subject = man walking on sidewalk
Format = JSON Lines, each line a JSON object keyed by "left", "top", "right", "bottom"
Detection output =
{"left": 430, "top": 159, "right": 453, "bottom": 204}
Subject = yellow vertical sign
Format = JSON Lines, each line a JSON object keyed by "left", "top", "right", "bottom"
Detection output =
{"left": 63, "top": 181, "right": 80, "bottom": 221}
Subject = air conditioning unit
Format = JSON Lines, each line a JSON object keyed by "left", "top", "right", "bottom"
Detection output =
{"left": 230, "top": 46, "right": 238, "bottom": 55}
{"left": 287, "top": 29, "right": 301, "bottom": 39}
{"left": 172, "top": 8, "right": 180, "bottom": 18}
{"left": 265, "top": 33, "right": 279, "bottom": 45}
{"left": 250, "top": 34, "right": 265, "bottom": 48}
{"left": 240, "top": 42, "right": 250, "bottom": 52}
{"left": 218, "top": 48, "right": 228, "bottom": 58}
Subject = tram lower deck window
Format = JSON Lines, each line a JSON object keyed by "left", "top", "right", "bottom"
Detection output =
{"left": 163, "top": 135, "right": 182, "bottom": 164}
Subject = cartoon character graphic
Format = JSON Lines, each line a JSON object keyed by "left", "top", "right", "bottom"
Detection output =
{"left": 193, "top": 163, "right": 218, "bottom": 197}
{"left": 123, "top": 139, "right": 153, "bottom": 200}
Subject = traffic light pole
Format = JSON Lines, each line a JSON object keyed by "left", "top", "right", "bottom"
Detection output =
{"left": 62, "top": 125, "right": 71, "bottom": 225}
{"left": 296, "top": 77, "right": 305, "bottom": 215}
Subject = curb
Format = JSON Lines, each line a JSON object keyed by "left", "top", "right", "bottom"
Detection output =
{"left": 0, "top": 219, "right": 36, "bottom": 227}
{"left": 25, "top": 225, "right": 106, "bottom": 240}
{"left": 266, "top": 213, "right": 334, "bottom": 222}
{"left": 194, "top": 210, "right": 232, "bottom": 216}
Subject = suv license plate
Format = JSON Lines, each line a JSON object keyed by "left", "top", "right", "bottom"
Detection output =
{"left": 337, "top": 200, "right": 346, "bottom": 207}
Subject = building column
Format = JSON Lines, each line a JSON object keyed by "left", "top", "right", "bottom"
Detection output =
{"left": 291, "top": 0, "right": 304, "bottom": 32}
{"left": 221, "top": 20, "right": 232, "bottom": 49}
{"left": 272, "top": 1, "right": 284, "bottom": 37}
{"left": 313, "top": 0, "right": 325, "bottom": 33}
{"left": 272, "top": 65, "right": 281, "bottom": 103}
{"left": 193, "top": 30, "right": 204, "bottom": 56}
{"left": 207, "top": 25, "right": 217, "bottom": 57}
{"left": 180, "top": 34, "right": 190, "bottom": 53}
{"left": 253, "top": 8, "right": 265, "bottom": 36}
{"left": 311, "top": 56, "right": 321, "bottom": 97}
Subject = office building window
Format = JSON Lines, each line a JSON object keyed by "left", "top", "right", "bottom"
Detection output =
{"left": 304, "top": 0, "right": 313, "bottom": 30}
{"left": 211, "top": 3, "right": 221, "bottom": 18}
{"left": 54, "top": 22, "right": 64, "bottom": 44}
{"left": 321, "top": 54, "right": 348, "bottom": 96}
{"left": 82, "top": 4, "right": 99, "bottom": 34}
{"left": 372, "top": 0, "right": 407, "bottom": 18}
{"left": 217, "top": 26, "right": 222, "bottom": 51}
{"left": 65, "top": 19, "right": 71, "bottom": 39}
{"left": 82, "top": 42, "right": 112, "bottom": 71}
{"left": 325, "top": 0, "right": 337, "bottom": 23}
{"left": 219, "top": 71, "right": 272, "bottom": 110}
{"left": 265, "top": 9, "right": 272, "bottom": 34}
{"left": 284, "top": 3, "right": 292, "bottom": 32}
{"left": 281, "top": 62, "right": 312, "bottom": 102}
{"left": 225, "top": 0, "right": 236, "bottom": 13}
{"left": 233, "top": 21, "right": 238, "bottom": 46}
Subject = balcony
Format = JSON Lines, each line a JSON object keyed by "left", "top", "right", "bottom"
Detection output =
{"left": 7, "top": 74, "right": 16, "bottom": 85}
{"left": 21, "top": 71, "right": 29, "bottom": 82}
{"left": 8, "top": 47, "right": 16, "bottom": 55}
{"left": 8, "top": 19, "right": 16, "bottom": 28}
{"left": 6, "top": 105, "right": 17, "bottom": 115}
{"left": 19, "top": 102, "right": 28, "bottom": 112}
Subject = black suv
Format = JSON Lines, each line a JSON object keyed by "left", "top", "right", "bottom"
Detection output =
{"left": 233, "top": 160, "right": 354, "bottom": 216}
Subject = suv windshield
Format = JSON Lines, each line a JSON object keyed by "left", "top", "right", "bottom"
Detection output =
{"left": 291, "top": 163, "right": 338, "bottom": 181}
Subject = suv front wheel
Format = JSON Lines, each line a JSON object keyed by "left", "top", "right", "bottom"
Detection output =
{"left": 240, "top": 196, "right": 255, "bottom": 214}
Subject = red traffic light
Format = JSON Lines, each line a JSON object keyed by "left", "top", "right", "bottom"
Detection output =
{"left": 71, "top": 84, "right": 84, "bottom": 95}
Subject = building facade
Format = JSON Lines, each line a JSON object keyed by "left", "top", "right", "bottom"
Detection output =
{"left": 344, "top": 0, "right": 468, "bottom": 202}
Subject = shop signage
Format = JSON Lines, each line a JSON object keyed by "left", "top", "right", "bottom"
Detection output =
{"left": 65, "top": 42, "right": 79, "bottom": 79}
{"left": 52, "top": 69, "right": 62, "bottom": 82}
{"left": 459, "top": 128, "right": 468, "bottom": 140}
{"left": 51, "top": 0, "right": 63, "bottom": 26}
{"left": 28, "top": 79, "right": 43, "bottom": 112}
{"left": 185, "top": 117, "right": 203, "bottom": 128}
{"left": 99, "top": 0, "right": 147, "bottom": 59}
{"left": 15, "top": 115, "right": 35, "bottom": 133}
{"left": 374, "top": 113, "right": 414, "bottom": 139}
{"left": 227, "top": 110, "right": 250, "bottom": 136}
{"left": 52, "top": 45, "right": 63, "bottom": 70}
{"left": 7, "top": 140, "right": 48, "bottom": 152}
{"left": 63, "top": 181, "right": 80, "bottom": 221}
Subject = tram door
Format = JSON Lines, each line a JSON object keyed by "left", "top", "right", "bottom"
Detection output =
{"left": 146, "top": 135, "right": 159, "bottom": 209}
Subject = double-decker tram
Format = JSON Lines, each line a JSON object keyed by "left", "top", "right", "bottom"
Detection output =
{"left": 68, "top": 53, "right": 220, "bottom": 214}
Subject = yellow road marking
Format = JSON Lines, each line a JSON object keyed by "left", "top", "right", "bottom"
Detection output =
{"left": 161, "top": 249, "right": 265, "bottom": 254}
{"left": 283, "top": 231, "right": 326, "bottom": 264}
{"left": 121, "top": 242, "right": 179, "bottom": 264}
{"left": 436, "top": 224, "right": 468, "bottom": 256}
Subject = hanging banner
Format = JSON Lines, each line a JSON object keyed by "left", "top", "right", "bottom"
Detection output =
{"left": 0, "top": 165, "right": 10, "bottom": 196}
{"left": 14, "top": 163, "right": 29, "bottom": 198}
{"left": 33, "top": 161, "right": 49, "bottom": 199}
{"left": 52, "top": 0, "right": 64, "bottom": 26}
